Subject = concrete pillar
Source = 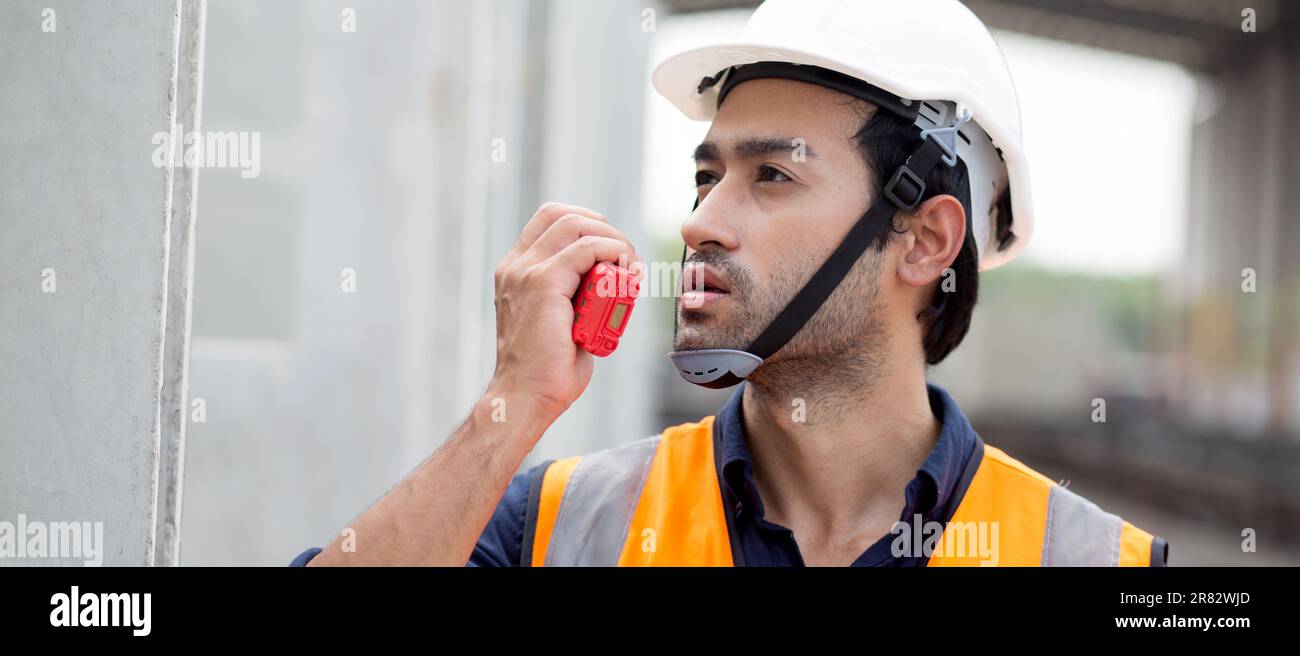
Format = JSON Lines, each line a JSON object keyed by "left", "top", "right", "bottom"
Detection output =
{"left": 1179, "top": 4, "right": 1300, "bottom": 435}
{"left": 0, "top": 0, "right": 207, "bottom": 566}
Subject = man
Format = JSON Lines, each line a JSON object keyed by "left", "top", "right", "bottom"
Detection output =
{"left": 296, "top": 0, "right": 1167, "bottom": 567}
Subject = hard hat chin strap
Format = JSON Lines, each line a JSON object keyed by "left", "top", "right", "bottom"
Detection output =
{"left": 669, "top": 119, "right": 957, "bottom": 389}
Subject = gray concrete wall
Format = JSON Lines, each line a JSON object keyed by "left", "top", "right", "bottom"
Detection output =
{"left": 0, "top": 0, "right": 205, "bottom": 566}
{"left": 180, "top": 0, "right": 659, "bottom": 565}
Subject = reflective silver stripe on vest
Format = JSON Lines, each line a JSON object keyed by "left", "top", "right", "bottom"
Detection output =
{"left": 544, "top": 435, "right": 660, "bottom": 566}
{"left": 1041, "top": 484, "right": 1123, "bottom": 566}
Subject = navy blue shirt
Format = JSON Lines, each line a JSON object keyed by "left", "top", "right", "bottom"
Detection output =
{"left": 291, "top": 382, "right": 979, "bottom": 567}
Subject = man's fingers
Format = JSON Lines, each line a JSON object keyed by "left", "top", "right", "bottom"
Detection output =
{"left": 545, "top": 235, "right": 642, "bottom": 288}
{"left": 513, "top": 203, "right": 608, "bottom": 255}
{"left": 527, "top": 214, "right": 633, "bottom": 263}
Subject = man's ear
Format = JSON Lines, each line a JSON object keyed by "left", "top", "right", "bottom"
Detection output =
{"left": 896, "top": 194, "right": 966, "bottom": 289}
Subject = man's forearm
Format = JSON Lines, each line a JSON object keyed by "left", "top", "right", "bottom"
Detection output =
{"left": 309, "top": 201, "right": 631, "bottom": 566}
{"left": 309, "top": 383, "right": 561, "bottom": 566}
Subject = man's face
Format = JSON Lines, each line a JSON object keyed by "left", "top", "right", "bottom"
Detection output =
{"left": 674, "top": 78, "right": 891, "bottom": 367}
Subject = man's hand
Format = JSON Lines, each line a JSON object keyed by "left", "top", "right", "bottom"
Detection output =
{"left": 307, "top": 202, "right": 641, "bottom": 566}
{"left": 490, "top": 202, "right": 642, "bottom": 423}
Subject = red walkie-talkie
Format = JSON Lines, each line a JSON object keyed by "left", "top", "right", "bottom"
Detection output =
{"left": 572, "top": 262, "right": 638, "bottom": 357}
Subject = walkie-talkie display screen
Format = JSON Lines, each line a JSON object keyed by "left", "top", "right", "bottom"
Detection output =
{"left": 608, "top": 303, "right": 629, "bottom": 331}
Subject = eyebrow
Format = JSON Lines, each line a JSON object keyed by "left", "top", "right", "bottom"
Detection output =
{"left": 692, "top": 136, "right": 818, "bottom": 162}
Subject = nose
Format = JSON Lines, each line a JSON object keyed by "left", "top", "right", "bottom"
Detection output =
{"left": 681, "top": 187, "right": 741, "bottom": 254}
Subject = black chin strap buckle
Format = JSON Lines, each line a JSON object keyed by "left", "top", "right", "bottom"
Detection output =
{"left": 883, "top": 166, "right": 927, "bottom": 212}
{"left": 882, "top": 108, "right": 973, "bottom": 213}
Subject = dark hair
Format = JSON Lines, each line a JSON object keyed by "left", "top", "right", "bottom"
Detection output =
{"left": 850, "top": 103, "right": 979, "bottom": 366}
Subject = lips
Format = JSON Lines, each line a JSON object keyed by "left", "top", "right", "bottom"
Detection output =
{"left": 682, "top": 263, "right": 731, "bottom": 295}
{"left": 680, "top": 263, "right": 732, "bottom": 310}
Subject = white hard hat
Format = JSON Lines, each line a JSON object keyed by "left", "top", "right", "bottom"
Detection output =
{"left": 653, "top": 0, "right": 1033, "bottom": 271}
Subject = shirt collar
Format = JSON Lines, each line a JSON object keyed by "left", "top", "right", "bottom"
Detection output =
{"left": 713, "top": 381, "right": 978, "bottom": 521}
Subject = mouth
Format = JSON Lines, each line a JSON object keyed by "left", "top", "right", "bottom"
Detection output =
{"left": 681, "top": 263, "right": 731, "bottom": 309}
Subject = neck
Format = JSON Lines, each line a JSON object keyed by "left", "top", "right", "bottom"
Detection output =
{"left": 740, "top": 350, "right": 940, "bottom": 534}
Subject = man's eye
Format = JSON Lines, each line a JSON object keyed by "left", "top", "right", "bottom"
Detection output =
{"left": 758, "top": 165, "right": 791, "bottom": 183}
{"left": 694, "top": 171, "right": 718, "bottom": 187}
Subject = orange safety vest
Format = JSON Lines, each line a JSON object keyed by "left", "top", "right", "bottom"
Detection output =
{"left": 521, "top": 417, "right": 1167, "bottom": 567}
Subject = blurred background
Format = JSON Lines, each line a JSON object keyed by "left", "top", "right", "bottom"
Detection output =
{"left": 2, "top": 0, "right": 1297, "bottom": 566}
